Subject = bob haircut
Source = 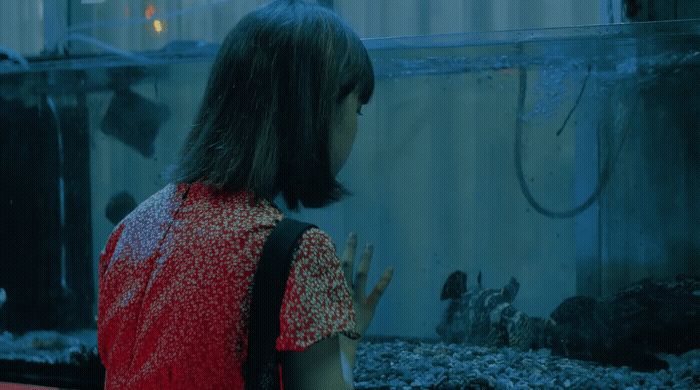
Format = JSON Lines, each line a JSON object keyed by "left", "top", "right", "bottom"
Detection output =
{"left": 174, "top": 0, "right": 374, "bottom": 210}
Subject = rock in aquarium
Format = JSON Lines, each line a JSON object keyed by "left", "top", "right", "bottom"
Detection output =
{"left": 436, "top": 269, "right": 700, "bottom": 373}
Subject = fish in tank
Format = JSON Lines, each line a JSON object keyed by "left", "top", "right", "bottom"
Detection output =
{"left": 0, "top": 14, "right": 699, "bottom": 390}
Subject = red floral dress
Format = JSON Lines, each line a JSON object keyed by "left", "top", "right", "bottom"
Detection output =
{"left": 97, "top": 182, "right": 360, "bottom": 389}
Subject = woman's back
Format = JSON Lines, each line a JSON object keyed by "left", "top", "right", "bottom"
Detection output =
{"left": 97, "top": 182, "right": 359, "bottom": 389}
{"left": 98, "top": 2, "right": 394, "bottom": 388}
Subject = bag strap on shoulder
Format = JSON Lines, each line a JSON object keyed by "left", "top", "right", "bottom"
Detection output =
{"left": 245, "top": 218, "right": 317, "bottom": 390}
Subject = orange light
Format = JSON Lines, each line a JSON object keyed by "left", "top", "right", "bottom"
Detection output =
{"left": 145, "top": 4, "right": 156, "bottom": 20}
{"left": 153, "top": 19, "right": 163, "bottom": 33}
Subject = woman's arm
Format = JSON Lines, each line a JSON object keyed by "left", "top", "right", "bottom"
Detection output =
{"left": 282, "top": 335, "right": 354, "bottom": 390}
{"left": 340, "top": 335, "right": 360, "bottom": 383}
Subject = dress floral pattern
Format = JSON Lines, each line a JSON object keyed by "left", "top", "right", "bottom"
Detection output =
{"left": 98, "top": 182, "right": 359, "bottom": 389}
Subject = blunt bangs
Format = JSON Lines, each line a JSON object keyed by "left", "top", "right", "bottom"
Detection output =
{"left": 336, "top": 25, "right": 375, "bottom": 105}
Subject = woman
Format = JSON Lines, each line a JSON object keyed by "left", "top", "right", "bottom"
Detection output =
{"left": 97, "top": 1, "right": 394, "bottom": 389}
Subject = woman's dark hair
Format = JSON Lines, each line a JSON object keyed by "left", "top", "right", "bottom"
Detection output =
{"left": 174, "top": 0, "right": 374, "bottom": 210}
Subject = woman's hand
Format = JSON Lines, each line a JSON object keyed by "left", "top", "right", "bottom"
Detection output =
{"left": 340, "top": 232, "right": 394, "bottom": 337}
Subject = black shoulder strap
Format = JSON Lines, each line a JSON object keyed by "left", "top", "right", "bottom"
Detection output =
{"left": 245, "top": 218, "right": 317, "bottom": 390}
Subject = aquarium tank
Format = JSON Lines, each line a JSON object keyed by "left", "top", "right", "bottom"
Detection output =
{"left": 0, "top": 14, "right": 698, "bottom": 390}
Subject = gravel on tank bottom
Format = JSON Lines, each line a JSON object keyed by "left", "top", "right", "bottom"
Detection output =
{"left": 1, "top": 331, "right": 698, "bottom": 389}
{"left": 352, "top": 339, "right": 699, "bottom": 390}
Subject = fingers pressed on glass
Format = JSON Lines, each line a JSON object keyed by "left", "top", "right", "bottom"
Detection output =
{"left": 354, "top": 244, "right": 373, "bottom": 297}
{"left": 367, "top": 267, "right": 393, "bottom": 309}
{"left": 342, "top": 261, "right": 353, "bottom": 289}
{"left": 342, "top": 233, "right": 357, "bottom": 264}
{"left": 341, "top": 232, "right": 357, "bottom": 288}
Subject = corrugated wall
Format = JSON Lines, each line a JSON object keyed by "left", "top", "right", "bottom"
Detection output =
{"left": 0, "top": 2, "right": 44, "bottom": 56}
{"left": 1, "top": 1, "right": 600, "bottom": 56}
{"left": 335, "top": 0, "right": 597, "bottom": 37}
